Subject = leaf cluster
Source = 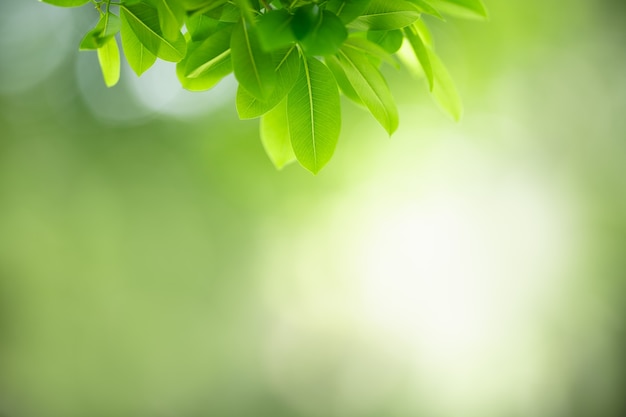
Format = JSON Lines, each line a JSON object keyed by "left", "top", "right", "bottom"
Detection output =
{"left": 43, "top": 0, "right": 487, "bottom": 174}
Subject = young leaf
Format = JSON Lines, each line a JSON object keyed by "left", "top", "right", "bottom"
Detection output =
{"left": 40, "top": 0, "right": 89, "bottom": 7}
{"left": 97, "top": 36, "right": 121, "bottom": 87}
{"left": 120, "top": 11, "right": 157, "bottom": 76}
{"left": 352, "top": 0, "right": 421, "bottom": 30}
{"left": 230, "top": 19, "right": 276, "bottom": 100}
{"left": 404, "top": 23, "right": 434, "bottom": 90}
{"left": 120, "top": 3, "right": 187, "bottom": 62}
{"left": 299, "top": 10, "right": 348, "bottom": 57}
{"left": 287, "top": 56, "right": 341, "bottom": 174}
{"left": 336, "top": 45, "right": 398, "bottom": 135}
{"left": 236, "top": 46, "right": 300, "bottom": 119}
{"left": 260, "top": 98, "right": 296, "bottom": 169}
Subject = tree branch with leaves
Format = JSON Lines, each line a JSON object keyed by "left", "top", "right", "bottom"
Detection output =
{"left": 42, "top": 0, "right": 488, "bottom": 174}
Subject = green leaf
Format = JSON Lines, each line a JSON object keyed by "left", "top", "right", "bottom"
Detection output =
{"left": 40, "top": 0, "right": 89, "bottom": 7}
{"left": 236, "top": 46, "right": 300, "bottom": 119}
{"left": 366, "top": 29, "right": 403, "bottom": 54}
{"left": 404, "top": 23, "right": 434, "bottom": 90}
{"left": 260, "top": 98, "right": 296, "bottom": 169}
{"left": 184, "top": 25, "right": 233, "bottom": 78}
{"left": 177, "top": 33, "right": 233, "bottom": 91}
{"left": 343, "top": 37, "right": 397, "bottom": 67}
{"left": 325, "top": 0, "right": 372, "bottom": 24}
{"left": 325, "top": 54, "right": 362, "bottom": 105}
{"left": 120, "top": 3, "right": 187, "bottom": 62}
{"left": 120, "top": 11, "right": 157, "bottom": 76}
{"left": 186, "top": 14, "right": 220, "bottom": 41}
{"left": 185, "top": 0, "right": 227, "bottom": 15}
{"left": 427, "top": 0, "right": 488, "bottom": 19}
{"left": 405, "top": 0, "right": 443, "bottom": 19}
{"left": 291, "top": 4, "right": 322, "bottom": 40}
{"left": 428, "top": 49, "right": 462, "bottom": 120}
{"left": 257, "top": 9, "right": 296, "bottom": 51}
{"left": 80, "top": 13, "right": 121, "bottom": 51}
{"left": 287, "top": 56, "right": 341, "bottom": 174}
{"left": 97, "top": 36, "right": 121, "bottom": 88}
{"left": 414, "top": 18, "right": 433, "bottom": 47}
{"left": 352, "top": 0, "right": 421, "bottom": 30}
{"left": 336, "top": 45, "right": 398, "bottom": 135}
{"left": 150, "top": 0, "right": 186, "bottom": 39}
{"left": 230, "top": 19, "right": 276, "bottom": 100}
{"left": 299, "top": 10, "right": 348, "bottom": 57}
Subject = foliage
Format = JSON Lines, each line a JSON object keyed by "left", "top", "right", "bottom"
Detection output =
{"left": 43, "top": 0, "right": 487, "bottom": 174}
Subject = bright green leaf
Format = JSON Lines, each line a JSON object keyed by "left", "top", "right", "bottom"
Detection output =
{"left": 121, "top": 3, "right": 187, "bottom": 62}
{"left": 428, "top": 0, "right": 488, "bottom": 19}
{"left": 336, "top": 45, "right": 398, "bottom": 135}
{"left": 352, "top": 0, "right": 421, "bottom": 30}
{"left": 325, "top": 0, "right": 372, "bottom": 24}
{"left": 231, "top": 19, "right": 276, "bottom": 100}
{"left": 428, "top": 49, "right": 463, "bottom": 120}
{"left": 260, "top": 98, "right": 296, "bottom": 169}
{"left": 367, "top": 29, "right": 403, "bottom": 54}
{"left": 40, "top": 0, "right": 89, "bottom": 7}
{"left": 97, "top": 36, "right": 121, "bottom": 87}
{"left": 404, "top": 23, "right": 434, "bottom": 90}
{"left": 287, "top": 56, "right": 341, "bottom": 174}
{"left": 80, "top": 13, "right": 121, "bottom": 50}
{"left": 184, "top": 25, "right": 233, "bottom": 78}
{"left": 236, "top": 46, "right": 300, "bottom": 119}
{"left": 120, "top": 11, "right": 157, "bottom": 76}
{"left": 325, "top": 54, "right": 362, "bottom": 104}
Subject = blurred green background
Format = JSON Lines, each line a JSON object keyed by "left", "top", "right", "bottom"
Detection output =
{"left": 1, "top": 1, "right": 626, "bottom": 416}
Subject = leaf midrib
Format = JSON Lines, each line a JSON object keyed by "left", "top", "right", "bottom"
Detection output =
{"left": 121, "top": 5, "right": 180, "bottom": 56}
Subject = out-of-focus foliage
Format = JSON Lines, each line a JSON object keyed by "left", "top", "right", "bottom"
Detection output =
{"left": 1, "top": 0, "right": 626, "bottom": 416}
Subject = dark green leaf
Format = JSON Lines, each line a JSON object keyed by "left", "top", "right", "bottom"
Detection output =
{"left": 299, "top": 10, "right": 348, "bottom": 56}
{"left": 257, "top": 9, "right": 296, "bottom": 51}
